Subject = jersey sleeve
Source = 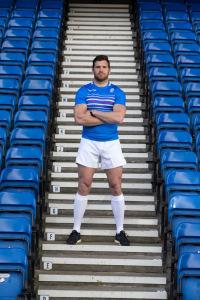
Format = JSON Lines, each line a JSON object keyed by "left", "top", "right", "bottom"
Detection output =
{"left": 75, "top": 86, "right": 87, "bottom": 105}
{"left": 114, "top": 86, "right": 126, "bottom": 106}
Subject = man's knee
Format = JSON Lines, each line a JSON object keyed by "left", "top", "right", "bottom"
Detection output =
{"left": 78, "top": 178, "right": 92, "bottom": 195}
{"left": 109, "top": 181, "right": 122, "bottom": 196}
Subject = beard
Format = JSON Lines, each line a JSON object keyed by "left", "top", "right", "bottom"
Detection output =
{"left": 94, "top": 73, "right": 109, "bottom": 83}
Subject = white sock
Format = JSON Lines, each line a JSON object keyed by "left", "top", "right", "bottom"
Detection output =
{"left": 111, "top": 194, "right": 125, "bottom": 234}
{"left": 73, "top": 192, "right": 88, "bottom": 233}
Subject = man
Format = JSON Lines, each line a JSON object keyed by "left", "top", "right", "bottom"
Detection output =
{"left": 66, "top": 55, "right": 130, "bottom": 246}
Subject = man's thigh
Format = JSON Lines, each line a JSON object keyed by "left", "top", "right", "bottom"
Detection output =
{"left": 105, "top": 166, "right": 123, "bottom": 186}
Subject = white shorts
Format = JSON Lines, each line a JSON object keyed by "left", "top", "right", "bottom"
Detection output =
{"left": 76, "top": 138, "right": 126, "bottom": 169}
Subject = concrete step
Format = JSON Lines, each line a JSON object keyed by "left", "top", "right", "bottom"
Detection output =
{"left": 51, "top": 162, "right": 150, "bottom": 173}
{"left": 57, "top": 124, "right": 144, "bottom": 132}
{"left": 41, "top": 242, "right": 162, "bottom": 254}
{"left": 61, "top": 73, "right": 138, "bottom": 80}
{"left": 65, "top": 39, "right": 134, "bottom": 45}
{"left": 69, "top": 3, "right": 129, "bottom": 8}
{"left": 68, "top": 12, "right": 130, "bottom": 17}
{"left": 50, "top": 172, "right": 151, "bottom": 180}
{"left": 44, "top": 227, "right": 159, "bottom": 243}
{"left": 45, "top": 216, "right": 157, "bottom": 226}
{"left": 63, "top": 49, "right": 135, "bottom": 56}
{"left": 69, "top": 7, "right": 129, "bottom": 12}
{"left": 62, "top": 60, "right": 137, "bottom": 66}
{"left": 51, "top": 153, "right": 148, "bottom": 163}
{"left": 61, "top": 80, "right": 139, "bottom": 88}
{"left": 38, "top": 286, "right": 167, "bottom": 299}
{"left": 38, "top": 271, "right": 166, "bottom": 286}
{"left": 64, "top": 34, "right": 133, "bottom": 40}
{"left": 61, "top": 66, "right": 138, "bottom": 74}
{"left": 67, "top": 25, "right": 132, "bottom": 31}
{"left": 54, "top": 133, "right": 147, "bottom": 143}
{"left": 47, "top": 193, "right": 156, "bottom": 203}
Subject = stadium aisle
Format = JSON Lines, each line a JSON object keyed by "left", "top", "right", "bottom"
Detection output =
{"left": 36, "top": 2, "right": 167, "bottom": 299}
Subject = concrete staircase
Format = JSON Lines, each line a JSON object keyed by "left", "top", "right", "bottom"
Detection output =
{"left": 36, "top": 2, "right": 168, "bottom": 299}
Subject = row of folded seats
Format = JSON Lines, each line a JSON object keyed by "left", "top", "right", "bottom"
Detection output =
{"left": 137, "top": 0, "right": 200, "bottom": 299}
{"left": 0, "top": 0, "right": 64, "bottom": 298}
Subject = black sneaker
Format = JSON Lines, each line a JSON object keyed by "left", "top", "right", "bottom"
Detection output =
{"left": 115, "top": 230, "right": 130, "bottom": 246}
{"left": 66, "top": 230, "right": 81, "bottom": 245}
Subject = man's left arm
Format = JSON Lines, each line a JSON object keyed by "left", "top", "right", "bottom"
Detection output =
{"left": 91, "top": 104, "right": 126, "bottom": 125}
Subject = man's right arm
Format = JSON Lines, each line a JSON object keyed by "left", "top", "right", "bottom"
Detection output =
{"left": 74, "top": 104, "right": 104, "bottom": 126}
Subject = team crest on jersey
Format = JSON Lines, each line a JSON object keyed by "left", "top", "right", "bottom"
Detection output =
{"left": 110, "top": 88, "right": 114, "bottom": 93}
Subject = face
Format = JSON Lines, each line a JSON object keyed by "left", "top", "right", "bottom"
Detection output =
{"left": 93, "top": 60, "right": 110, "bottom": 83}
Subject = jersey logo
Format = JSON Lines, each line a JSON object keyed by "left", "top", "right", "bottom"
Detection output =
{"left": 110, "top": 88, "right": 114, "bottom": 93}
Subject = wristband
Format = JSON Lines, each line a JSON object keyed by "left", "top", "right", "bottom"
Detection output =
{"left": 90, "top": 111, "right": 95, "bottom": 117}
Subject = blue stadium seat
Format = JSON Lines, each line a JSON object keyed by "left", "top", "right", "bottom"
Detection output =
{"left": 0, "top": 110, "right": 12, "bottom": 133}
{"left": 142, "top": 31, "right": 169, "bottom": 47}
{"left": 152, "top": 96, "right": 185, "bottom": 115}
{"left": 33, "top": 28, "right": 60, "bottom": 42}
{"left": 165, "top": 12, "right": 190, "bottom": 23}
{"left": 173, "top": 43, "right": 200, "bottom": 58}
{"left": 146, "top": 53, "right": 174, "bottom": 70}
{"left": 140, "top": 20, "right": 165, "bottom": 34}
{"left": 156, "top": 130, "right": 193, "bottom": 156}
{"left": 0, "top": 189, "right": 37, "bottom": 223}
{"left": 38, "top": 9, "right": 62, "bottom": 19}
{"left": 177, "top": 253, "right": 200, "bottom": 300}
{"left": 10, "top": 128, "right": 46, "bottom": 154}
{"left": 0, "top": 248, "right": 28, "bottom": 298}
{"left": 155, "top": 113, "right": 190, "bottom": 132}
{"left": 25, "top": 65, "right": 55, "bottom": 82}
{"left": 180, "top": 68, "right": 200, "bottom": 84}
{"left": 0, "top": 65, "right": 23, "bottom": 83}
{"left": 0, "top": 216, "right": 32, "bottom": 255}
{"left": 14, "top": 110, "right": 48, "bottom": 131}
{"left": 28, "top": 52, "right": 57, "bottom": 67}
{"left": 184, "top": 82, "right": 200, "bottom": 100}
{"left": 8, "top": 18, "right": 34, "bottom": 30}
{"left": 165, "top": 170, "right": 200, "bottom": 201}
{"left": 160, "top": 150, "right": 198, "bottom": 177}
{"left": 139, "top": 11, "right": 163, "bottom": 21}
{"left": 31, "top": 40, "right": 59, "bottom": 55}
{"left": 176, "top": 54, "right": 200, "bottom": 72}
{"left": 22, "top": 78, "right": 53, "bottom": 97}
{"left": 151, "top": 81, "right": 182, "bottom": 97}
{"left": 4, "top": 28, "right": 32, "bottom": 40}
{"left": 0, "top": 52, "right": 26, "bottom": 69}
{"left": 0, "top": 95, "right": 16, "bottom": 116}
{"left": 187, "top": 97, "right": 200, "bottom": 116}
{"left": 0, "top": 78, "right": 19, "bottom": 97}
{"left": 6, "top": 146, "right": 44, "bottom": 175}
{"left": 148, "top": 67, "right": 178, "bottom": 82}
{"left": 1, "top": 39, "right": 30, "bottom": 58}
{"left": 175, "top": 222, "right": 200, "bottom": 257}
{"left": 144, "top": 42, "right": 172, "bottom": 56}
{"left": 18, "top": 95, "right": 51, "bottom": 114}
{"left": 11, "top": 9, "right": 36, "bottom": 20}
{"left": 170, "top": 31, "right": 197, "bottom": 46}
{"left": 0, "top": 127, "right": 8, "bottom": 154}
{"left": 0, "top": 167, "right": 40, "bottom": 197}
{"left": 167, "top": 21, "right": 193, "bottom": 35}
{"left": 35, "top": 19, "right": 61, "bottom": 30}
{"left": 190, "top": 114, "right": 200, "bottom": 135}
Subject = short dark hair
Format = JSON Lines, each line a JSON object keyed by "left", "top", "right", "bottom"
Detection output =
{"left": 92, "top": 55, "right": 110, "bottom": 69}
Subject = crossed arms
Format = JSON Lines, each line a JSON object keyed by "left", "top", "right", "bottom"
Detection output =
{"left": 74, "top": 104, "right": 126, "bottom": 126}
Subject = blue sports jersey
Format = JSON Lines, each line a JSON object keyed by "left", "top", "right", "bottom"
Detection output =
{"left": 75, "top": 82, "right": 126, "bottom": 141}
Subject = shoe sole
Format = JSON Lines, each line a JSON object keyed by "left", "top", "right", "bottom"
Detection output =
{"left": 114, "top": 239, "right": 130, "bottom": 246}
{"left": 66, "top": 238, "right": 82, "bottom": 245}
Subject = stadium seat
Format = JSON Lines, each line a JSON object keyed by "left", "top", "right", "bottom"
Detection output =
{"left": 10, "top": 127, "right": 46, "bottom": 154}
{"left": 18, "top": 95, "right": 51, "bottom": 114}
{"left": 14, "top": 110, "right": 48, "bottom": 131}
{"left": 151, "top": 81, "right": 182, "bottom": 97}
{"left": 6, "top": 146, "right": 44, "bottom": 175}
{"left": 0, "top": 189, "right": 37, "bottom": 223}
{"left": 177, "top": 253, "right": 200, "bottom": 300}
{"left": 148, "top": 67, "right": 178, "bottom": 83}
{"left": 0, "top": 52, "right": 26, "bottom": 69}
{"left": 0, "top": 167, "right": 40, "bottom": 197}
{"left": 155, "top": 113, "right": 190, "bottom": 132}
{"left": 152, "top": 96, "right": 185, "bottom": 115}
{"left": 25, "top": 65, "right": 55, "bottom": 82}
{"left": 156, "top": 130, "right": 193, "bottom": 156}
{"left": 28, "top": 52, "right": 57, "bottom": 67}
{"left": 173, "top": 43, "right": 200, "bottom": 58}
{"left": 160, "top": 150, "right": 198, "bottom": 177}
{"left": 0, "top": 248, "right": 28, "bottom": 298}
{"left": 22, "top": 78, "right": 53, "bottom": 97}
{"left": 164, "top": 170, "right": 200, "bottom": 201}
